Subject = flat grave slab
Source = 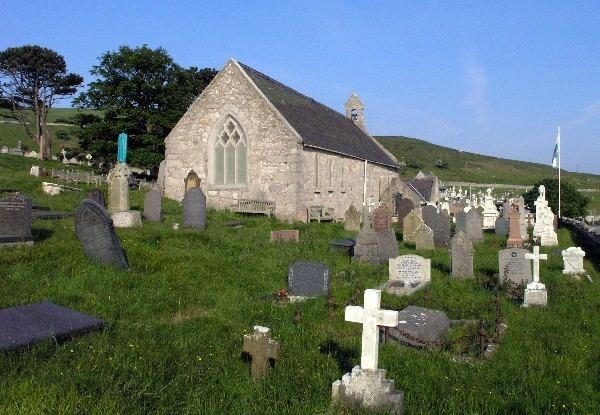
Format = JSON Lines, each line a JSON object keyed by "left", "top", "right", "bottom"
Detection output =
{"left": 330, "top": 238, "right": 356, "bottom": 256}
{"left": 32, "top": 210, "right": 73, "bottom": 220}
{"left": 386, "top": 306, "right": 450, "bottom": 349}
{"left": 0, "top": 302, "right": 105, "bottom": 351}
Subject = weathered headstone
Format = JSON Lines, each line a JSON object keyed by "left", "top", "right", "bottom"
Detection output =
{"left": 499, "top": 248, "right": 532, "bottom": 285}
{"left": 494, "top": 217, "right": 509, "bottom": 237}
{"left": 75, "top": 199, "right": 128, "bottom": 268}
{"left": 353, "top": 206, "right": 380, "bottom": 264}
{"left": 372, "top": 206, "right": 391, "bottom": 233}
{"left": 288, "top": 261, "right": 330, "bottom": 298}
{"left": 465, "top": 209, "right": 483, "bottom": 243}
{"left": 344, "top": 204, "right": 361, "bottom": 232}
{"left": 396, "top": 199, "right": 414, "bottom": 227}
{"left": 562, "top": 247, "right": 585, "bottom": 276}
{"left": 386, "top": 255, "right": 431, "bottom": 296}
{"left": 455, "top": 211, "right": 467, "bottom": 233}
{"left": 402, "top": 209, "right": 423, "bottom": 244}
{"left": 107, "top": 162, "right": 130, "bottom": 213}
{"left": 184, "top": 170, "right": 201, "bottom": 192}
{"left": 450, "top": 231, "right": 473, "bottom": 278}
{"left": 87, "top": 188, "right": 105, "bottom": 207}
{"left": 332, "top": 289, "right": 403, "bottom": 413}
{"left": 270, "top": 229, "right": 299, "bottom": 242}
{"left": 387, "top": 306, "right": 450, "bottom": 349}
{"left": 413, "top": 222, "right": 435, "bottom": 250}
{"left": 242, "top": 326, "right": 281, "bottom": 381}
{"left": 506, "top": 211, "right": 523, "bottom": 248}
{"left": 377, "top": 230, "right": 399, "bottom": 262}
{"left": 523, "top": 246, "right": 548, "bottom": 307}
{"left": 423, "top": 206, "right": 450, "bottom": 247}
{"left": 0, "top": 195, "right": 33, "bottom": 247}
{"left": 0, "top": 302, "right": 105, "bottom": 351}
{"left": 143, "top": 190, "right": 162, "bottom": 222}
{"left": 182, "top": 188, "right": 206, "bottom": 230}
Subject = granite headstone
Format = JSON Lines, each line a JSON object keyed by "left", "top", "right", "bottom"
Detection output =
{"left": 288, "top": 261, "right": 330, "bottom": 297}
{"left": 499, "top": 248, "right": 532, "bottom": 285}
{"left": 450, "top": 231, "right": 473, "bottom": 278}
{"left": 143, "top": 190, "right": 162, "bottom": 222}
{"left": 0, "top": 194, "right": 33, "bottom": 247}
{"left": 183, "top": 188, "right": 206, "bottom": 230}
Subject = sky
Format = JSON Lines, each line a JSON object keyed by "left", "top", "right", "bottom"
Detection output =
{"left": 2, "top": 1, "right": 599, "bottom": 174}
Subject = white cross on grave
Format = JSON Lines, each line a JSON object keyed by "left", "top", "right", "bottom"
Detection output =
{"left": 345, "top": 289, "right": 398, "bottom": 370}
{"left": 525, "top": 246, "right": 547, "bottom": 286}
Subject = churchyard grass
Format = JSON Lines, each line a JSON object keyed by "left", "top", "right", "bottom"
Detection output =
{"left": 1, "top": 155, "right": 599, "bottom": 414}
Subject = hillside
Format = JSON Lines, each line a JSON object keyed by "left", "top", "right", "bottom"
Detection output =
{"left": 377, "top": 136, "right": 600, "bottom": 189}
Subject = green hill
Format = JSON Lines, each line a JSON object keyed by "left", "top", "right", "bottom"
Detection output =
{"left": 376, "top": 136, "right": 600, "bottom": 189}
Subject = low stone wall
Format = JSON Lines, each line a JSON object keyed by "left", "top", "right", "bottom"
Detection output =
{"left": 561, "top": 217, "right": 600, "bottom": 269}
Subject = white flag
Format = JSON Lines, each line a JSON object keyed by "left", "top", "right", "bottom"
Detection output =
{"left": 551, "top": 128, "right": 560, "bottom": 168}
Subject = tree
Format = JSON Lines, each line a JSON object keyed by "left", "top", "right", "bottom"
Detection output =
{"left": 74, "top": 45, "right": 216, "bottom": 168}
{"left": 523, "top": 178, "right": 588, "bottom": 218}
{"left": 0, "top": 45, "right": 83, "bottom": 159}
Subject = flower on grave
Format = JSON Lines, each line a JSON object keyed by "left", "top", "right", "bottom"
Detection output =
{"left": 276, "top": 289, "right": 288, "bottom": 299}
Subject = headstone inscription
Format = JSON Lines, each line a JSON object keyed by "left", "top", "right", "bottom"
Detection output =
{"left": 344, "top": 204, "right": 361, "bottom": 232}
{"left": 270, "top": 229, "right": 299, "bottom": 242}
{"left": 387, "top": 306, "right": 451, "bottom": 349}
{"left": 242, "top": 326, "right": 281, "bottom": 381}
{"left": 0, "top": 195, "right": 33, "bottom": 247}
{"left": 413, "top": 222, "right": 435, "bottom": 250}
{"left": 562, "top": 247, "right": 585, "bottom": 276}
{"left": 523, "top": 246, "right": 548, "bottom": 307}
{"left": 143, "top": 190, "right": 162, "bottom": 222}
{"left": 499, "top": 248, "right": 532, "bottom": 285}
{"left": 75, "top": 199, "right": 129, "bottom": 268}
{"left": 87, "top": 188, "right": 105, "bottom": 207}
{"left": 331, "top": 289, "right": 403, "bottom": 413}
{"left": 182, "top": 187, "right": 207, "bottom": 230}
{"left": 386, "top": 254, "right": 431, "bottom": 296}
{"left": 450, "top": 231, "right": 474, "bottom": 278}
{"left": 0, "top": 302, "right": 105, "bottom": 351}
{"left": 288, "top": 261, "right": 330, "bottom": 298}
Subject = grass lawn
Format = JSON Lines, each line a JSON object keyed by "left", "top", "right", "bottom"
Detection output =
{"left": 1, "top": 154, "right": 599, "bottom": 414}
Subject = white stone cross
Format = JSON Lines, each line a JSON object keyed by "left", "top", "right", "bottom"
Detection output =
{"left": 525, "top": 246, "right": 547, "bottom": 283}
{"left": 345, "top": 289, "right": 398, "bottom": 370}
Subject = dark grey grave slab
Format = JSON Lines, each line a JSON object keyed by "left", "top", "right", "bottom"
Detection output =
{"left": 0, "top": 302, "right": 105, "bottom": 351}
{"left": 224, "top": 220, "right": 245, "bottom": 228}
{"left": 183, "top": 188, "right": 206, "bottom": 230}
{"left": 495, "top": 217, "right": 509, "bottom": 237}
{"left": 330, "top": 238, "right": 356, "bottom": 256}
{"left": 387, "top": 306, "right": 450, "bottom": 349}
{"left": 32, "top": 211, "right": 73, "bottom": 220}
{"left": 0, "top": 194, "right": 33, "bottom": 245}
{"left": 87, "top": 188, "right": 105, "bottom": 207}
{"left": 75, "top": 199, "right": 129, "bottom": 268}
{"left": 32, "top": 204, "right": 50, "bottom": 211}
{"left": 288, "top": 261, "right": 330, "bottom": 297}
{"left": 143, "top": 190, "right": 162, "bottom": 222}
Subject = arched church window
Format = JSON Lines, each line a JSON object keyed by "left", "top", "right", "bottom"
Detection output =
{"left": 213, "top": 116, "right": 247, "bottom": 185}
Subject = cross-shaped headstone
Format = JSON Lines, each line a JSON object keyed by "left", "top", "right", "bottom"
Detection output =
{"left": 345, "top": 289, "right": 398, "bottom": 370}
{"left": 525, "top": 246, "right": 547, "bottom": 284}
{"left": 242, "top": 326, "right": 281, "bottom": 380}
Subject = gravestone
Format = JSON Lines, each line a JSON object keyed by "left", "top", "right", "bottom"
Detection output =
{"left": 87, "top": 188, "right": 105, "bottom": 207}
{"left": 562, "top": 247, "right": 585, "bottom": 276}
{"left": 506, "top": 211, "right": 523, "bottom": 248}
{"left": 0, "top": 302, "right": 105, "bottom": 351}
{"left": 332, "top": 289, "right": 403, "bottom": 414}
{"left": 499, "top": 248, "right": 532, "bottom": 285}
{"left": 387, "top": 306, "right": 451, "bottom": 349}
{"left": 288, "top": 261, "right": 330, "bottom": 298}
{"left": 402, "top": 209, "right": 423, "bottom": 244}
{"left": 523, "top": 246, "right": 548, "bottom": 307}
{"left": 143, "top": 190, "right": 162, "bottom": 222}
{"left": 107, "top": 162, "right": 130, "bottom": 213}
{"left": 353, "top": 207, "right": 380, "bottom": 264}
{"left": 344, "top": 204, "right": 361, "bottom": 232}
{"left": 450, "top": 231, "right": 473, "bottom": 278}
{"left": 396, "top": 199, "right": 414, "bottom": 227}
{"left": 533, "top": 185, "right": 558, "bottom": 246}
{"left": 455, "top": 211, "right": 467, "bottom": 233}
{"left": 75, "top": 199, "right": 129, "bottom": 268}
{"left": 242, "top": 326, "right": 281, "bottom": 381}
{"left": 413, "top": 222, "right": 434, "bottom": 250}
{"left": 377, "top": 230, "right": 399, "bottom": 262}
{"left": 182, "top": 188, "right": 206, "bottom": 230}
{"left": 494, "top": 217, "right": 509, "bottom": 237}
{"left": 372, "top": 206, "right": 391, "bottom": 233}
{"left": 386, "top": 255, "right": 431, "bottom": 296}
{"left": 423, "top": 206, "right": 450, "bottom": 247}
{"left": 270, "top": 229, "right": 299, "bottom": 242}
{"left": 30, "top": 165, "right": 40, "bottom": 177}
{"left": 0, "top": 194, "right": 33, "bottom": 247}
{"left": 465, "top": 209, "right": 483, "bottom": 243}
{"left": 184, "top": 170, "right": 201, "bottom": 192}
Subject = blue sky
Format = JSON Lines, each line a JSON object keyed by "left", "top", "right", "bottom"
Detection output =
{"left": 2, "top": 1, "right": 599, "bottom": 174}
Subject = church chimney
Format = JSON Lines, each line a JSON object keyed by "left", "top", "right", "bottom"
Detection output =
{"left": 345, "top": 93, "right": 366, "bottom": 133}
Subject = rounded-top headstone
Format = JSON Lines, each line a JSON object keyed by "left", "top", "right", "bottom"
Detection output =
{"left": 183, "top": 187, "right": 206, "bottom": 229}
{"left": 143, "top": 190, "right": 162, "bottom": 222}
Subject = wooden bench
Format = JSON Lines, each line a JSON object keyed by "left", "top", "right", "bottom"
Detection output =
{"left": 231, "top": 199, "right": 276, "bottom": 217}
{"left": 307, "top": 205, "right": 335, "bottom": 223}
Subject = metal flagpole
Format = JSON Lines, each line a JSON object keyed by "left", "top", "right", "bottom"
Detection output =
{"left": 558, "top": 126, "right": 561, "bottom": 219}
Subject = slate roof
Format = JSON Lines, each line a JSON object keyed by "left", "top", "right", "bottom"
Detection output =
{"left": 408, "top": 178, "right": 434, "bottom": 201}
{"left": 238, "top": 62, "right": 397, "bottom": 168}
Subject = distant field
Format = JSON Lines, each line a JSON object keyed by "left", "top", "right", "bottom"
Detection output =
{"left": 377, "top": 136, "right": 600, "bottom": 189}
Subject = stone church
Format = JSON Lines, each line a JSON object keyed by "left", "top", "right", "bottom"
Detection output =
{"left": 163, "top": 59, "right": 401, "bottom": 222}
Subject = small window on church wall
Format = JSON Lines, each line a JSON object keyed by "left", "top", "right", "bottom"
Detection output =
{"left": 213, "top": 116, "right": 247, "bottom": 186}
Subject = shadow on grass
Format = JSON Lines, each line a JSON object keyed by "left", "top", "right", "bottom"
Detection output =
{"left": 32, "top": 228, "right": 54, "bottom": 242}
{"left": 319, "top": 339, "right": 358, "bottom": 374}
